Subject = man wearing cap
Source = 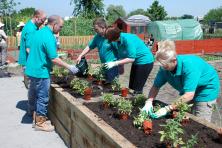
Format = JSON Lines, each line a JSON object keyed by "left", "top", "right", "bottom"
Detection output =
{"left": 0, "top": 22, "right": 8, "bottom": 67}
{"left": 16, "top": 22, "right": 25, "bottom": 50}
{"left": 18, "top": 9, "right": 47, "bottom": 116}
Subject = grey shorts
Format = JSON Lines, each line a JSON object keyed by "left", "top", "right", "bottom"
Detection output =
{"left": 192, "top": 100, "right": 217, "bottom": 122}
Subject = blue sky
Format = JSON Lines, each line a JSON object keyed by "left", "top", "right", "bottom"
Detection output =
{"left": 14, "top": 0, "right": 222, "bottom": 17}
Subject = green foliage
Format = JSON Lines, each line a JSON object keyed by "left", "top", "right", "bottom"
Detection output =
{"left": 180, "top": 14, "right": 194, "bottom": 19}
{"left": 147, "top": 0, "right": 167, "bottom": 21}
{"left": 128, "top": 9, "right": 147, "bottom": 17}
{"left": 52, "top": 65, "right": 69, "bottom": 77}
{"left": 70, "top": 0, "right": 104, "bottom": 19}
{"left": 117, "top": 98, "right": 133, "bottom": 115}
{"left": 102, "top": 93, "right": 117, "bottom": 106}
{"left": 111, "top": 77, "right": 121, "bottom": 92}
{"left": 70, "top": 78, "right": 90, "bottom": 95}
{"left": 174, "top": 99, "right": 192, "bottom": 122}
{"left": 204, "top": 6, "right": 222, "bottom": 23}
{"left": 0, "top": 0, "right": 19, "bottom": 15}
{"left": 181, "top": 133, "right": 198, "bottom": 148}
{"left": 133, "top": 109, "right": 151, "bottom": 129}
{"left": 60, "top": 17, "right": 94, "bottom": 36}
{"left": 159, "top": 119, "right": 184, "bottom": 147}
{"left": 153, "top": 103, "right": 162, "bottom": 112}
{"left": 133, "top": 94, "right": 146, "bottom": 107}
{"left": 93, "top": 65, "right": 105, "bottom": 81}
{"left": 106, "top": 4, "right": 126, "bottom": 25}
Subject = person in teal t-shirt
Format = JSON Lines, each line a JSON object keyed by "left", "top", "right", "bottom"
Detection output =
{"left": 104, "top": 26, "right": 154, "bottom": 94}
{"left": 142, "top": 40, "right": 220, "bottom": 122}
{"left": 25, "top": 15, "right": 79, "bottom": 132}
{"left": 18, "top": 10, "right": 47, "bottom": 117}
{"left": 76, "top": 18, "right": 119, "bottom": 83}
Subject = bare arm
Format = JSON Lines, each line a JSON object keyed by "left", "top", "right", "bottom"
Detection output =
{"left": 115, "top": 58, "right": 135, "bottom": 65}
{"left": 148, "top": 85, "right": 160, "bottom": 101}
{"left": 76, "top": 46, "right": 91, "bottom": 63}
{"left": 52, "top": 57, "right": 71, "bottom": 69}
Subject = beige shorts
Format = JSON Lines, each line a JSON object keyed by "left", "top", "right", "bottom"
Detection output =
{"left": 192, "top": 100, "right": 217, "bottom": 122}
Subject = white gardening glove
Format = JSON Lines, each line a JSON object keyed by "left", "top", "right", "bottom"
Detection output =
{"left": 142, "top": 100, "right": 154, "bottom": 115}
{"left": 154, "top": 105, "right": 173, "bottom": 119}
{"left": 68, "top": 65, "right": 79, "bottom": 74}
{"left": 104, "top": 61, "right": 118, "bottom": 69}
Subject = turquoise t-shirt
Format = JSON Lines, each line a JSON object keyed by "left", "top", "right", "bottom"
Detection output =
{"left": 25, "top": 26, "right": 58, "bottom": 78}
{"left": 88, "top": 34, "right": 117, "bottom": 63}
{"left": 111, "top": 33, "right": 154, "bottom": 65}
{"left": 154, "top": 55, "right": 220, "bottom": 102}
{"left": 18, "top": 20, "right": 38, "bottom": 66}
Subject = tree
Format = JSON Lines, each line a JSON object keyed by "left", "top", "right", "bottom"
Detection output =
{"left": 147, "top": 0, "right": 167, "bottom": 21}
{"left": 70, "top": 0, "right": 104, "bottom": 19}
{"left": 106, "top": 4, "right": 126, "bottom": 25}
{"left": 204, "top": 6, "right": 222, "bottom": 23}
{"left": 128, "top": 9, "right": 147, "bottom": 17}
{"left": 0, "top": 0, "right": 19, "bottom": 16}
{"left": 180, "top": 14, "right": 194, "bottom": 19}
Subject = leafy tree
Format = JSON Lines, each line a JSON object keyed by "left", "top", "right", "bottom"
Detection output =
{"left": 0, "top": 0, "right": 19, "bottom": 16}
{"left": 180, "top": 14, "right": 194, "bottom": 19}
{"left": 106, "top": 4, "right": 126, "bottom": 25}
{"left": 70, "top": 0, "right": 104, "bottom": 19}
{"left": 203, "top": 6, "right": 222, "bottom": 23}
{"left": 147, "top": 0, "right": 167, "bottom": 21}
{"left": 128, "top": 9, "right": 147, "bottom": 17}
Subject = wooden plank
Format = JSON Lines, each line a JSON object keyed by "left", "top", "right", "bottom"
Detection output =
{"left": 70, "top": 104, "right": 136, "bottom": 148}
{"left": 49, "top": 99, "right": 71, "bottom": 133}
{"left": 48, "top": 107, "right": 71, "bottom": 148}
{"left": 185, "top": 113, "right": 220, "bottom": 131}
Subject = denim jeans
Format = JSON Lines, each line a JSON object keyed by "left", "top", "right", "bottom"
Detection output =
{"left": 105, "top": 66, "right": 119, "bottom": 83}
{"left": 29, "top": 77, "right": 50, "bottom": 117}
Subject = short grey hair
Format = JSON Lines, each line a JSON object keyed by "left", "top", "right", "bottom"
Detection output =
{"left": 156, "top": 40, "right": 177, "bottom": 64}
{"left": 47, "top": 15, "right": 62, "bottom": 25}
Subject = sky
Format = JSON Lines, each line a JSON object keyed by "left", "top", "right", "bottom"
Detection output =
{"left": 14, "top": 0, "right": 222, "bottom": 17}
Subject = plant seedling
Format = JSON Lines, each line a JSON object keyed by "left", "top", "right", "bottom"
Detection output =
{"left": 102, "top": 93, "right": 116, "bottom": 107}
{"left": 133, "top": 94, "right": 146, "bottom": 107}
{"left": 117, "top": 97, "right": 133, "bottom": 116}
{"left": 133, "top": 109, "right": 151, "bottom": 129}
{"left": 111, "top": 77, "right": 121, "bottom": 92}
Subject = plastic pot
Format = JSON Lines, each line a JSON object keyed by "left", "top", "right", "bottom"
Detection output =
{"left": 121, "top": 88, "right": 128, "bottom": 97}
{"left": 119, "top": 113, "right": 129, "bottom": 120}
{"left": 143, "top": 120, "right": 152, "bottom": 135}
{"left": 83, "top": 88, "right": 92, "bottom": 100}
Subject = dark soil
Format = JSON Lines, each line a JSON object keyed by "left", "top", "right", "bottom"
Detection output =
{"left": 84, "top": 101, "right": 222, "bottom": 148}
{"left": 51, "top": 75, "right": 121, "bottom": 98}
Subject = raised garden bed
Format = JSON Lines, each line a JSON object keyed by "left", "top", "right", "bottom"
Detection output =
{"left": 48, "top": 83, "right": 222, "bottom": 148}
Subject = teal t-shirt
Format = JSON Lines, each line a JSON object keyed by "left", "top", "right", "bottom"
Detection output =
{"left": 154, "top": 55, "right": 220, "bottom": 102}
{"left": 25, "top": 26, "right": 58, "bottom": 78}
{"left": 18, "top": 20, "right": 38, "bottom": 66}
{"left": 88, "top": 34, "right": 117, "bottom": 63}
{"left": 111, "top": 33, "right": 154, "bottom": 65}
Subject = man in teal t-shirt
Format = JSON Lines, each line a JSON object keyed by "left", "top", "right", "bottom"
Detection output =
{"left": 142, "top": 40, "right": 220, "bottom": 122}
{"left": 77, "top": 18, "right": 119, "bottom": 83}
{"left": 25, "top": 15, "right": 79, "bottom": 132}
{"left": 105, "top": 26, "right": 154, "bottom": 94}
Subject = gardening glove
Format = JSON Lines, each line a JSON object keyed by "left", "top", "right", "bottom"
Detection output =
{"left": 68, "top": 64, "right": 79, "bottom": 74}
{"left": 104, "top": 61, "right": 118, "bottom": 69}
{"left": 142, "top": 100, "right": 155, "bottom": 117}
{"left": 153, "top": 105, "right": 173, "bottom": 119}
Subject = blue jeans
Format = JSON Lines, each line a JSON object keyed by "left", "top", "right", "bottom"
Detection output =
{"left": 105, "top": 66, "right": 119, "bottom": 83}
{"left": 29, "top": 77, "right": 50, "bottom": 117}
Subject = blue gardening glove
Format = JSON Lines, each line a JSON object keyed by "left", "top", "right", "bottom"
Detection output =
{"left": 104, "top": 61, "right": 118, "bottom": 69}
{"left": 153, "top": 105, "right": 173, "bottom": 119}
{"left": 142, "top": 100, "right": 155, "bottom": 117}
{"left": 68, "top": 65, "right": 79, "bottom": 74}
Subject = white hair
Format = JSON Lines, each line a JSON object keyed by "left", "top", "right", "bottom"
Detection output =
{"left": 156, "top": 40, "right": 177, "bottom": 65}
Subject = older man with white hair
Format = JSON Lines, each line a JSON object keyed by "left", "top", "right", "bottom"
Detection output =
{"left": 142, "top": 40, "right": 220, "bottom": 122}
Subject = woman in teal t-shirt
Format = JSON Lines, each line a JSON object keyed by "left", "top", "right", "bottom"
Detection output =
{"left": 104, "top": 26, "right": 154, "bottom": 94}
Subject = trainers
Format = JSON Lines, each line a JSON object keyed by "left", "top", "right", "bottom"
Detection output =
{"left": 35, "top": 116, "right": 54, "bottom": 132}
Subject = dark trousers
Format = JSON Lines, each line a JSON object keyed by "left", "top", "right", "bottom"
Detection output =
{"left": 129, "top": 62, "right": 153, "bottom": 92}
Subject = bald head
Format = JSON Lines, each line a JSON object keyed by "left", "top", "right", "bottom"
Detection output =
{"left": 32, "top": 9, "right": 47, "bottom": 27}
{"left": 47, "top": 15, "right": 64, "bottom": 34}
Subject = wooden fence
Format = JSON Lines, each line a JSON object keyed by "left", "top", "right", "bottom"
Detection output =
{"left": 7, "top": 35, "right": 94, "bottom": 49}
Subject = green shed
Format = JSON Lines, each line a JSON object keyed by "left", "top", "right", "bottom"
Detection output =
{"left": 148, "top": 19, "right": 203, "bottom": 41}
